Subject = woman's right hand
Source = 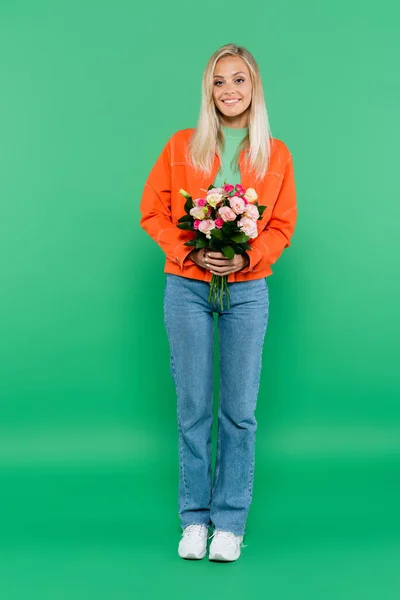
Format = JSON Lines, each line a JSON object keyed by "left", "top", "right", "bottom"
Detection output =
{"left": 187, "top": 248, "right": 209, "bottom": 269}
{"left": 188, "top": 248, "right": 249, "bottom": 274}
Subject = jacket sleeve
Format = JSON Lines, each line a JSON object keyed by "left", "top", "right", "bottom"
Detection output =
{"left": 240, "top": 153, "right": 297, "bottom": 274}
{"left": 139, "top": 136, "right": 195, "bottom": 269}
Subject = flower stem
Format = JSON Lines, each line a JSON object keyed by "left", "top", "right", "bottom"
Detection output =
{"left": 207, "top": 274, "right": 231, "bottom": 311}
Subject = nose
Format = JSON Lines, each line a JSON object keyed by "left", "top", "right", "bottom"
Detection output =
{"left": 223, "top": 90, "right": 237, "bottom": 98}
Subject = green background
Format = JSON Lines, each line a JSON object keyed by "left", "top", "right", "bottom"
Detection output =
{"left": 1, "top": 1, "right": 399, "bottom": 598}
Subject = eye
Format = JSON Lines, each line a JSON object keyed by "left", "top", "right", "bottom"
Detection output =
{"left": 214, "top": 78, "right": 245, "bottom": 86}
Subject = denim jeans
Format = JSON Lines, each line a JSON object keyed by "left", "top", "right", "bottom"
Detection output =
{"left": 163, "top": 273, "right": 269, "bottom": 536}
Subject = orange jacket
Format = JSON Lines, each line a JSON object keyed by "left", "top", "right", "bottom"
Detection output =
{"left": 139, "top": 128, "right": 297, "bottom": 282}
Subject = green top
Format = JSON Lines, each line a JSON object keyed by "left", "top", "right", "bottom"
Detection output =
{"left": 213, "top": 125, "right": 248, "bottom": 188}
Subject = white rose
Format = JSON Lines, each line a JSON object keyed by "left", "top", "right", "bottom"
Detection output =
{"left": 189, "top": 206, "right": 208, "bottom": 220}
{"left": 244, "top": 187, "right": 258, "bottom": 203}
{"left": 206, "top": 192, "right": 223, "bottom": 208}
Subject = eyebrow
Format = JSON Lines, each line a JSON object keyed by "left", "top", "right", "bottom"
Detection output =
{"left": 213, "top": 71, "right": 247, "bottom": 79}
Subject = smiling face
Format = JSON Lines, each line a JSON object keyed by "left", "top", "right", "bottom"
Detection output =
{"left": 212, "top": 55, "right": 252, "bottom": 128}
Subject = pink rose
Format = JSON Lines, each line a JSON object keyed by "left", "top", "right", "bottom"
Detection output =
{"left": 235, "top": 184, "right": 246, "bottom": 196}
{"left": 238, "top": 216, "right": 258, "bottom": 239}
{"left": 195, "top": 198, "right": 206, "bottom": 206}
{"left": 215, "top": 217, "right": 224, "bottom": 229}
{"left": 193, "top": 219, "right": 201, "bottom": 230}
{"left": 229, "top": 196, "right": 246, "bottom": 215}
{"left": 243, "top": 203, "right": 260, "bottom": 221}
{"left": 198, "top": 219, "right": 216, "bottom": 239}
{"left": 207, "top": 186, "right": 224, "bottom": 196}
{"left": 218, "top": 206, "right": 237, "bottom": 222}
{"left": 223, "top": 183, "right": 235, "bottom": 193}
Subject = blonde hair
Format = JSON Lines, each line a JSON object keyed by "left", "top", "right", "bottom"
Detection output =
{"left": 187, "top": 43, "right": 273, "bottom": 183}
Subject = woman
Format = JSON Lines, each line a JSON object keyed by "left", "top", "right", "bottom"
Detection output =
{"left": 139, "top": 43, "right": 297, "bottom": 562}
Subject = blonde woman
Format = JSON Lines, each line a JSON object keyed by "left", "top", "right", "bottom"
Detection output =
{"left": 140, "top": 43, "right": 297, "bottom": 562}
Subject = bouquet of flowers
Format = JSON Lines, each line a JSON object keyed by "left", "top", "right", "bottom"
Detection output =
{"left": 177, "top": 181, "right": 267, "bottom": 310}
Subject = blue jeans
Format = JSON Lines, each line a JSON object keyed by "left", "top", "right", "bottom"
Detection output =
{"left": 163, "top": 273, "right": 269, "bottom": 536}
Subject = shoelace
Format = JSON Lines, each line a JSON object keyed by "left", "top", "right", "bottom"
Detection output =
{"left": 181, "top": 524, "right": 208, "bottom": 539}
{"left": 208, "top": 530, "right": 247, "bottom": 549}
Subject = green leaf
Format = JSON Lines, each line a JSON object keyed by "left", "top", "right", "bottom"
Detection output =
{"left": 177, "top": 222, "right": 194, "bottom": 230}
{"left": 178, "top": 214, "right": 191, "bottom": 223}
{"left": 209, "top": 237, "right": 218, "bottom": 250}
{"left": 231, "top": 232, "right": 249, "bottom": 243}
{"left": 196, "top": 237, "right": 207, "bottom": 248}
{"left": 184, "top": 239, "right": 197, "bottom": 246}
{"left": 210, "top": 228, "right": 223, "bottom": 240}
{"left": 222, "top": 245, "right": 235, "bottom": 260}
{"left": 184, "top": 197, "right": 193, "bottom": 214}
{"left": 222, "top": 221, "right": 235, "bottom": 233}
{"left": 258, "top": 205, "right": 267, "bottom": 217}
{"left": 230, "top": 241, "right": 243, "bottom": 253}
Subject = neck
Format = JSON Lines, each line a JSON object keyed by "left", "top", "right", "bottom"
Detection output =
{"left": 221, "top": 119, "right": 249, "bottom": 128}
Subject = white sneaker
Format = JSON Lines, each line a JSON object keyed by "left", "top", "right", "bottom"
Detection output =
{"left": 178, "top": 524, "right": 209, "bottom": 559}
{"left": 208, "top": 530, "right": 246, "bottom": 562}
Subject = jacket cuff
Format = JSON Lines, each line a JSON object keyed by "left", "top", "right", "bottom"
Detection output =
{"left": 240, "top": 247, "right": 263, "bottom": 274}
{"left": 173, "top": 240, "right": 196, "bottom": 270}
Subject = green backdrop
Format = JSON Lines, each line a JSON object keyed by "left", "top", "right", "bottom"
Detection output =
{"left": 1, "top": 1, "right": 399, "bottom": 598}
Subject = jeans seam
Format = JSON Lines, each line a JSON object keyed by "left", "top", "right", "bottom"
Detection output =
{"left": 247, "top": 300, "right": 269, "bottom": 501}
{"left": 215, "top": 319, "right": 226, "bottom": 494}
{"left": 211, "top": 384, "right": 222, "bottom": 497}
{"left": 164, "top": 300, "right": 190, "bottom": 510}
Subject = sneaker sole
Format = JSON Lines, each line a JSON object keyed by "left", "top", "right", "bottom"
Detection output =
{"left": 179, "top": 550, "right": 207, "bottom": 560}
{"left": 209, "top": 552, "right": 239, "bottom": 562}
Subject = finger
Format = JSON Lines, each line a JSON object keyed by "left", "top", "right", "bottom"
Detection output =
{"left": 207, "top": 253, "right": 232, "bottom": 262}
{"left": 209, "top": 266, "right": 233, "bottom": 275}
{"left": 207, "top": 252, "right": 229, "bottom": 260}
{"left": 207, "top": 258, "right": 233, "bottom": 266}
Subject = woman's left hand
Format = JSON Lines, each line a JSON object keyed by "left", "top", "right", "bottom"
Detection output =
{"left": 203, "top": 251, "right": 250, "bottom": 275}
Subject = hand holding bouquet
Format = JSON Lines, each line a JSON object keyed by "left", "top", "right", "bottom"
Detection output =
{"left": 177, "top": 181, "right": 267, "bottom": 310}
